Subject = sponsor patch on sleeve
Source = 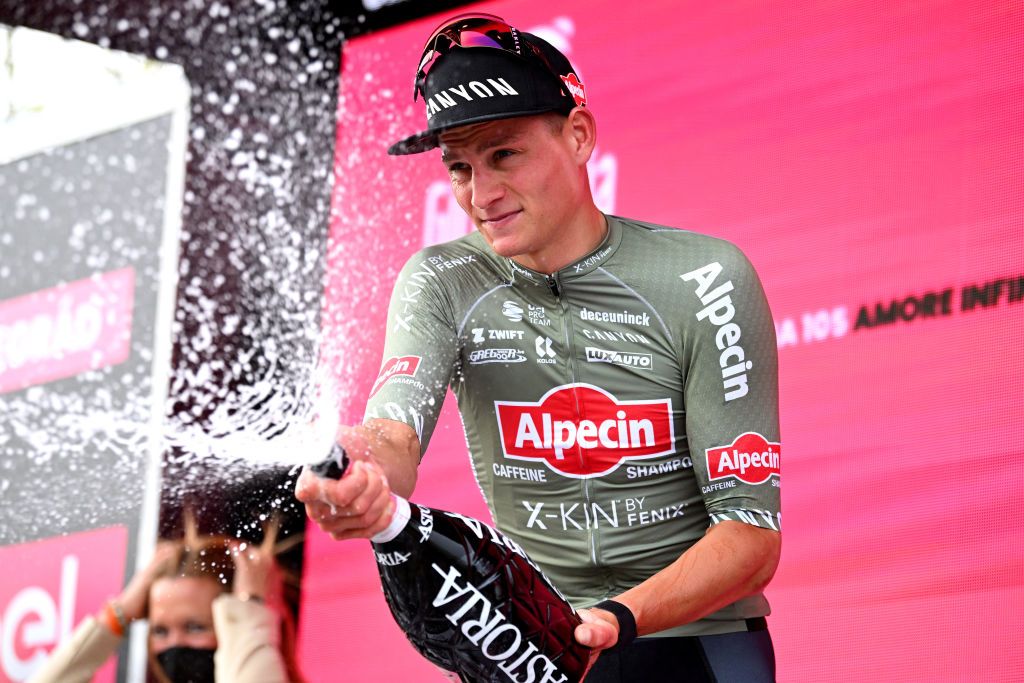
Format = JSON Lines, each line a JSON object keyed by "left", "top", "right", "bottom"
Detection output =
{"left": 370, "top": 355, "right": 421, "bottom": 397}
{"left": 705, "top": 432, "right": 780, "bottom": 485}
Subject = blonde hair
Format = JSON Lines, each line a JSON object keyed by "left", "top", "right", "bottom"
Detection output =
{"left": 163, "top": 511, "right": 235, "bottom": 583}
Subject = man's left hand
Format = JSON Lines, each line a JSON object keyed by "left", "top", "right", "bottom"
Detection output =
{"left": 575, "top": 606, "right": 620, "bottom": 651}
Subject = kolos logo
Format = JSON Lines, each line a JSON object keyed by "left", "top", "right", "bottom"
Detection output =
{"left": 370, "top": 355, "right": 421, "bottom": 397}
{"left": 495, "top": 383, "right": 674, "bottom": 478}
{"left": 706, "top": 432, "right": 780, "bottom": 485}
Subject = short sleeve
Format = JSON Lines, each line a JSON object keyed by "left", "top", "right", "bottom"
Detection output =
{"left": 363, "top": 252, "right": 461, "bottom": 455}
{"left": 680, "top": 244, "right": 781, "bottom": 531}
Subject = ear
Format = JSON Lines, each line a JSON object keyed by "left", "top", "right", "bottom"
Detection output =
{"left": 564, "top": 106, "right": 598, "bottom": 166}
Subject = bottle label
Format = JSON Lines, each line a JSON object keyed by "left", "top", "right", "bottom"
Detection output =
{"left": 430, "top": 562, "right": 570, "bottom": 683}
{"left": 371, "top": 495, "right": 411, "bottom": 544}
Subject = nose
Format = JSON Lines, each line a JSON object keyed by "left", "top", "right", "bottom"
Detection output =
{"left": 470, "top": 167, "right": 504, "bottom": 210}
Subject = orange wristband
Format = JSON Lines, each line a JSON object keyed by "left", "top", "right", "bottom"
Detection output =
{"left": 101, "top": 601, "right": 127, "bottom": 637}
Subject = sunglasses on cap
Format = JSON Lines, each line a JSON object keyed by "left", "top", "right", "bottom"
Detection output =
{"left": 413, "top": 13, "right": 567, "bottom": 101}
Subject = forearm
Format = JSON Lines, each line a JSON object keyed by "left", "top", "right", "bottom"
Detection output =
{"left": 28, "top": 617, "right": 120, "bottom": 683}
{"left": 613, "top": 521, "right": 781, "bottom": 636}
{"left": 212, "top": 595, "right": 290, "bottom": 683}
{"left": 347, "top": 418, "right": 420, "bottom": 498}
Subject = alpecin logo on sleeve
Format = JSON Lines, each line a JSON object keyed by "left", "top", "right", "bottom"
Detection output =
{"left": 370, "top": 355, "right": 421, "bottom": 397}
{"left": 495, "top": 383, "right": 674, "bottom": 478}
{"left": 705, "top": 432, "right": 780, "bottom": 485}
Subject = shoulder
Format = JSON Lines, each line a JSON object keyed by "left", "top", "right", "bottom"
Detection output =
{"left": 397, "top": 232, "right": 493, "bottom": 279}
{"left": 610, "top": 215, "right": 741, "bottom": 252}
{"left": 609, "top": 215, "right": 756, "bottom": 280}
{"left": 391, "top": 233, "right": 510, "bottom": 320}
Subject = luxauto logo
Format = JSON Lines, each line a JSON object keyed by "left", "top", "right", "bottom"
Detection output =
{"left": 495, "top": 384, "right": 675, "bottom": 478}
{"left": 585, "top": 346, "right": 652, "bottom": 370}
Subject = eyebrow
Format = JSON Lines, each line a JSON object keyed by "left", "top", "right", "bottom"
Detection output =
{"left": 441, "top": 130, "right": 521, "bottom": 164}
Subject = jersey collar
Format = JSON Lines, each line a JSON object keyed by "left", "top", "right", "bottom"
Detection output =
{"left": 503, "top": 214, "right": 623, "bottom": 286}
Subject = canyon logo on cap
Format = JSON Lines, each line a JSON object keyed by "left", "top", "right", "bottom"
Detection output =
{"left": 388, "top": 16, "right": 585, "bottom": 156}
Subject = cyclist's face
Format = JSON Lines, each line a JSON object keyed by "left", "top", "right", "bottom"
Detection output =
{"left": 440, "top": 113, "right": 591, "bottom": 271}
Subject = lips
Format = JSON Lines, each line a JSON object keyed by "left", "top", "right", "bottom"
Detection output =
{"left": 480, "top": 210, "right": 521, "bottom": 229}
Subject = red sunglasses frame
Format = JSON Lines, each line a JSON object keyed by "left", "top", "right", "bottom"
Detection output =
{"left": 413, "top": 13, "right": 566, "bottom": 102}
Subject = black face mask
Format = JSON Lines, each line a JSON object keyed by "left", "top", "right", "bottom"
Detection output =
{"left": 155, "top": 646, "right": 216, "bottom": 683}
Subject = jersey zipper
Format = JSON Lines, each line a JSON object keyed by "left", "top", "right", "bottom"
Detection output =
{"left": 547, "top": 272, "right": 599, "bottom": 566}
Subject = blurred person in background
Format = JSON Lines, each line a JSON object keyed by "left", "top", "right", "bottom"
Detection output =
{"left": 29, "top": 515, "right": 305, "bottom": 683}
{"left": 297, "top": 12, "right": 781, "bottom": 683}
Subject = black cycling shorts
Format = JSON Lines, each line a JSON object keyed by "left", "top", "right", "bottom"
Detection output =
{"left": 584, "top": 619, "right": 775, "bottom": 683}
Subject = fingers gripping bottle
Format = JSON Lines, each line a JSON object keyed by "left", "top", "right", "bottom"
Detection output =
{"left": 309, "top": 445, "right": 590, "bottom": 683}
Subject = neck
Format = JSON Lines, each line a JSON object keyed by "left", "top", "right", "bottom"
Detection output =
{"left": 514, "top": 203, "right": 607, "bottom": 274}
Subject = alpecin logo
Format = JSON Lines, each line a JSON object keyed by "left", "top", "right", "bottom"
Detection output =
{"left": 560, "top": 73, "right": 587, "bottom": 107}
{"left": 495, "top": 384, "right": 674, "bottom": 478}
{"left": 706, "top": 432, "right": 780, "bottom": 485}
{"left": 370, "top": 355, "right": 421, "bottom": 397}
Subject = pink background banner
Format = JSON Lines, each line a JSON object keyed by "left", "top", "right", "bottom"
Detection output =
{"left": 305, "top": 1, "right": 1024, "bottom": 681}
{"left": 0, "top": 526, "right": 128, "bottom": 683}
{"left": 0, "top": 268, "right": 135, "bottom": 395}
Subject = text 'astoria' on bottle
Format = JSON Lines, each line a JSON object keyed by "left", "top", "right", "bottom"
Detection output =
{"left": 309, "top": 444, "right": 591, "bottom": 683}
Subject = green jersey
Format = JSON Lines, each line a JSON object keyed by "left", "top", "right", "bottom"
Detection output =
{"left": 365, "top": 215, "right": 781, "bottom": 637}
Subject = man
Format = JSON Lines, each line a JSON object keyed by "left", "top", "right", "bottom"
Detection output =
{"left": 296, "top": 13, "right": 781, "bottom": 682}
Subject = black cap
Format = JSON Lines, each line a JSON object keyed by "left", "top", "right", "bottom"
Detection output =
{"left": 387, "top": 32, "right": 586, "bottom": 156}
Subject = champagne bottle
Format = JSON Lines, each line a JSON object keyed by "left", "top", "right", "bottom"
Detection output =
{"left": 309, "top": 445, "right": 591, "bottom": 683}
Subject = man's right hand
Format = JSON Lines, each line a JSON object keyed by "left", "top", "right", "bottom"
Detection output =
{"left": 115, "top": 541, "right": 180, "bottom": 623}
{"left": 295, "top": 426, "right": 397, "bottom": 541}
